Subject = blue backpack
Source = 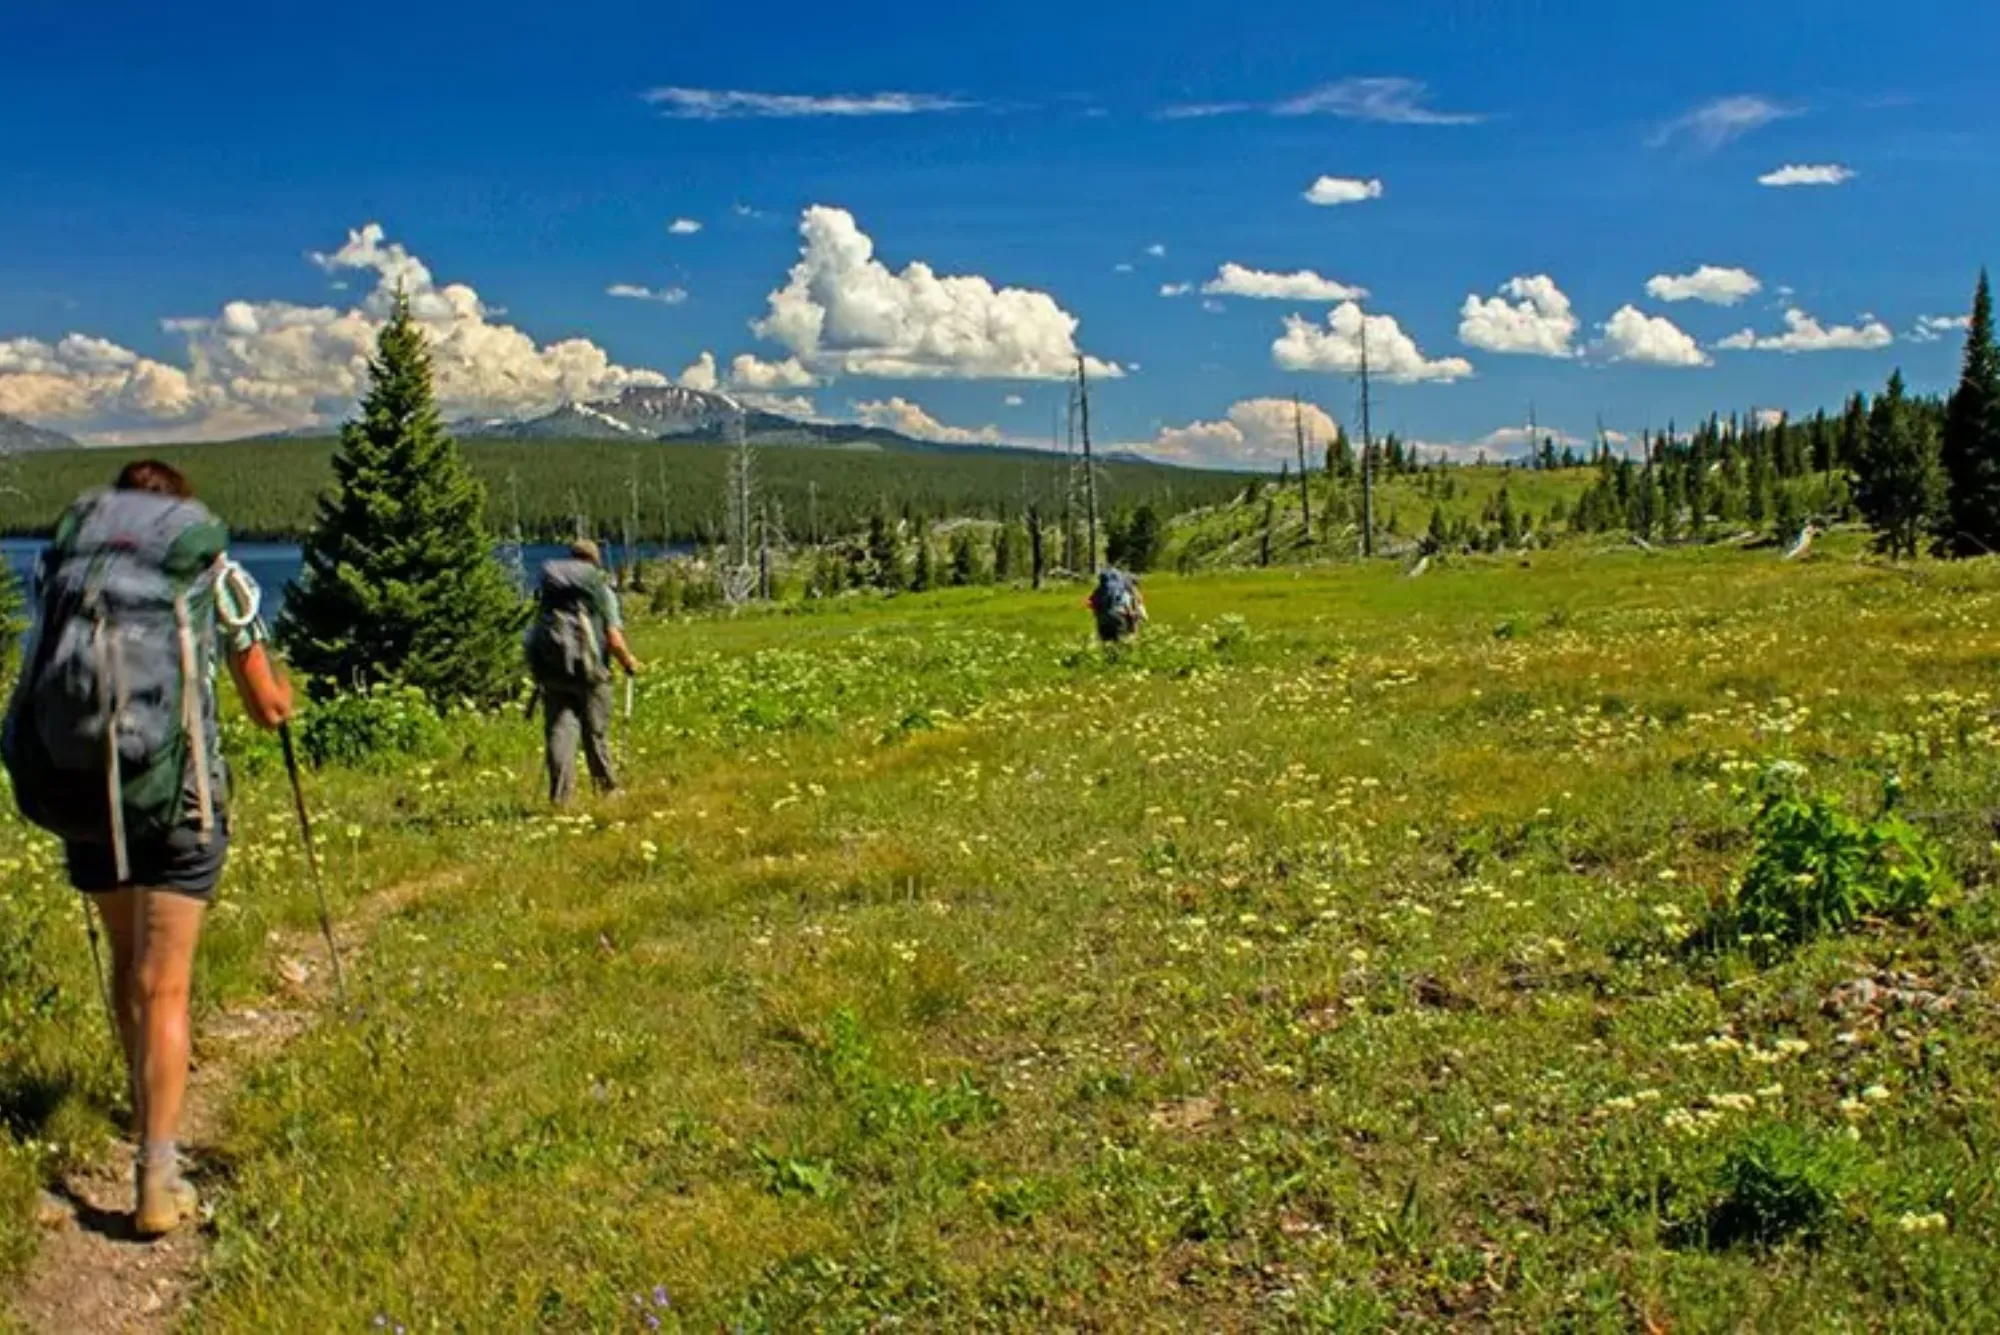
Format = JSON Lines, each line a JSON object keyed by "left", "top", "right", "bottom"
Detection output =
{"left": 1091, "top": 569, "right": 1139, "bottom": 637}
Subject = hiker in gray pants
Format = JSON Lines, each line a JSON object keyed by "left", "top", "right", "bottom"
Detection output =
{"left": 527, "top": 540, "right": 643, "bottom": 804}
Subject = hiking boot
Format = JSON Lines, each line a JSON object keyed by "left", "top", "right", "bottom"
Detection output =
{"left": 133, "top": 1158, "right": 199, "bottom": 1238}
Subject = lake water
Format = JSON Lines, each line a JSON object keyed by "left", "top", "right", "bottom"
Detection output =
{"left": 2, "top": 537, "right": 684, "bottom": 623}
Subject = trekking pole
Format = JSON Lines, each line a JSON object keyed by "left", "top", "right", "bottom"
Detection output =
{"left": 624, "top": 670, "right": 635, "bottom": 723}
{"left": 76, "top": 892, "right": 121, "bottom": 1053}
{"left": 215, "top": 558, "right": 345, "bottom": 1003}
{"left": 279, "top": 722, "right": 347, "bottom": 1006}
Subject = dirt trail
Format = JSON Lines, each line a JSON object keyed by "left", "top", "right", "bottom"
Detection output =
{"left": 8, "top": 870, "right": 466, "bottom": 1335}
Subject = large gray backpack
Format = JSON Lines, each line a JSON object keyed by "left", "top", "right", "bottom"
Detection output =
{"left": 525, "top": 558, "right": 609, "bottom": 687}
{"left": 2, "top": 489, "right": 229, "bottom": 879}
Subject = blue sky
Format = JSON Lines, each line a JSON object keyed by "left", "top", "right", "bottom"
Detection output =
{"left": 2, "top": 0, "right": 1994, "bottom": 465}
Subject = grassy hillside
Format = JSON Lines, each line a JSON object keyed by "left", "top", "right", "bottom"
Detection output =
{"left": 0, "top": 437, "right": 1251, "bottom": 542}
{"left": 1168, "top": 465, "right": 1602, "bottom": 568}
{"left": 6, "top": 538, "right": 2000, "bottom": 1328}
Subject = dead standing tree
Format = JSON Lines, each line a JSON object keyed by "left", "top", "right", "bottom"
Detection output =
{"left": 1077, "top": 355, "right": 1100, "bottom": 572}
{"left": 718, "top": 405, "right": 758, "bottom": 605}
{"left": 1293, "top": 395, "right": 1314, "bottom": 545}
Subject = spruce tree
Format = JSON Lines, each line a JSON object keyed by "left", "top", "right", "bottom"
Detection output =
{"left": 1854, "top": 369, "right": 1945, "bottom": 559}
{"left": 1496, "top": 486, "right": 1521, "bottom": 547}
{"left": 1940, "top": 270, "right": 2000, "bottom": 555}
{"left": 949, "top": 529, "right": 978, "bottom": 586}
{"left": 866, "top": 513, "right": 904, "bottom": 590}
{"left": 1123, "top": 504, "right": 1164, "bottom": 572}
{"left": 911, "top": 522, "right": 935, "bottom": 592}
{"left": 280, "top": 293, "right": 525, "bottom": 707}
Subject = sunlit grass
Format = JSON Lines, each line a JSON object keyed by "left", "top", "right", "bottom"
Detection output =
{"left": 4, "top": 536, "right": 2000, "bottom": 1329}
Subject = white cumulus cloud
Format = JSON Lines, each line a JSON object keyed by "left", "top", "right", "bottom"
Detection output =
{"left": 1204, "top": 263, "right": 1367, "bottom": 303}
{"left": 1600, "top": 305, "right": 1711, "bottom": 367}
{"left": 667, "top": 218, "right": 703, "bottom": 235}
{"left": 1645, "top": 265, "right": 1763, "bottom": 306}
{"left": 1160, "top": 282, "right": 1193, "bottom": 298}
{"left": 643, "top": 88, "right": 973, "bottom": 119}
{"left": 676, "top": 351, "right": 719, "bottom": 391}
{"left": 749, "top": 393, "right": 818, "bottom": 419}
{"left": 1145, "top": 243, "right": 1168, "bottom": 258}
{"left": 1758, "top": 163, "right": 1856, "bottom": 187}
{"left": 1304, "top": 176, "right": 1384, "bottom": 206}
{"left": 1145, "top": 397, "right": 1341, "bottom": 468}
{"left": 1457, "top": 275, "right": 1579, "bottom": 357}
{"left": 1912, "top": 313, "right": 1971, "bottom": 343}
{"left": 0, "top": 334, "right": 197, "bottom": 426}
{"left": 1652, "top": 95, "right": 1797, "bottom": 150}
{"left": 729, "top": 353, "right": 816, "bottom": 389}
{"left": 676, "top": 349, "right": 820, "bottom": 406}
{"left": 1717, "top": 308, "right": 1895, "bottom": 353}
{"left": 1, "top": 222, "right": 671, "bottom": 440}
{"left": 606, "top": 284, "right": 689, "bottom": 304}
{"left": 852, "top": 396, "right": 1002, "bottom": 444}
{"left": 751, "top": 206, "right": 1118, "bottom": 380}
{"left": 1273, "top": 302, "right": 1473, "bottom": 383}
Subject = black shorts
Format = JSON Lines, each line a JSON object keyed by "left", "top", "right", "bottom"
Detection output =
{"left": 66, "top": 815, "right": 230, "bottom": 900}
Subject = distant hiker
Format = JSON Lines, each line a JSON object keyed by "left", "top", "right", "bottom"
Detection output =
{"left": 1, "top": 460, "right": 294, "bottom": 1238}
{"left": 1088, "top": 567, "right": 1146, "bottom": 643}
{"left": 526, "top": 540, "right": 642, "bottom": 803}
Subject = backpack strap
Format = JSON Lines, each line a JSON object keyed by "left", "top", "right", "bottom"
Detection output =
{"left": 175, "top": 567, "right": 220, "bottom": 845}
{"left": 95, "top": 613, "right": 132, "bottom": 884}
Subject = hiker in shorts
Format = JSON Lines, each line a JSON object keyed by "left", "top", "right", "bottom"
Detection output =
{"left": 526, "top": 540, "right": 642, "bottom": 803}
{"left": 1088, "top": 567, "right": 1147, "bottom": 643}
{"left": 1, "top": 460, "right": 294, "bottom": 1237}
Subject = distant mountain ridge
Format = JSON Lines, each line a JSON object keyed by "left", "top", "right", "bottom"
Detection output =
{"left": 0, "top": 413, "right": 80, "bottom": 453}
{"left": 454, "top": 385, "right": 1123, "bottom": 462}
{"left": 216, "top": 384, "right": 1155, "bottom": 466}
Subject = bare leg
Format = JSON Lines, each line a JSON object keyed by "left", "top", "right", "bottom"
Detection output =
{"left": 96, "top": 888, "right": 206, "bottom": 1233}
{"left": 94, "top": 890, "right": 141, "bottom": 1113}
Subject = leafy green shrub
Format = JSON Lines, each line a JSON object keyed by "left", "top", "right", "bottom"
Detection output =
{"left": 297, "top": 681, "right": 449, "bottom": 770}
{"left": 1709, "top": 765, "right": 1952, "bottom": 959}
{"left": 751, "top": 1146, "right": 840, "bottom": 1200}
{"left": 1704, "top": 1123, "right": 1851, "bottom": 1250}
{"left": 810, "top": 1010, "right": 999, "bottom": 1143}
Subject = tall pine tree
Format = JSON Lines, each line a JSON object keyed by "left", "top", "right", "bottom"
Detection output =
{"left": 1854, "top": 369, "right": 1945, "bottom": 559}
{"left": 281, "top": 293, "right": 525, "bottom": 707}
{"left": 1939, "top": 269, "right": 2000, "bottom": 556}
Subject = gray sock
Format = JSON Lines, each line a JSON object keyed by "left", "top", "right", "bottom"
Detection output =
{"left": 140, "top": 1140, "right": 179, "bottom": 1174}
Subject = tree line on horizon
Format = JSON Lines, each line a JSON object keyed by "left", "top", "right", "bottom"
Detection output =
{"left": 1561, "top": 270, "right": 2000, "bottom": 559}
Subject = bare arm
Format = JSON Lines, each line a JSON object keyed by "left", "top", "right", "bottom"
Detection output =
{"left": 227, "top": 642, "right": 295, "bottom": 729}
{"left": 605, "top": 626, "right": 643, "bottom": 676}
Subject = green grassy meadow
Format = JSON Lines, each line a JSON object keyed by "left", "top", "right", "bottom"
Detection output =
{"left": 7, "top": 538, "right": 2000, "bottom": 1329}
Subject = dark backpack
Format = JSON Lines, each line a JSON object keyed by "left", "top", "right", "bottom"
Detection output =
{"left": 525, "top": 559, "right": 609, "bottom": 687}
{"left": 1, "top": 490, "right": 229, "bottom": 873}
{"left": 1092, "top": 569, "right": 1137, "bottom": 631}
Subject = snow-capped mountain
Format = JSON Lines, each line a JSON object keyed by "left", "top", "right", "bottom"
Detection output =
{"left": 464, "top": 385, "right": 744, "bottom": 440}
